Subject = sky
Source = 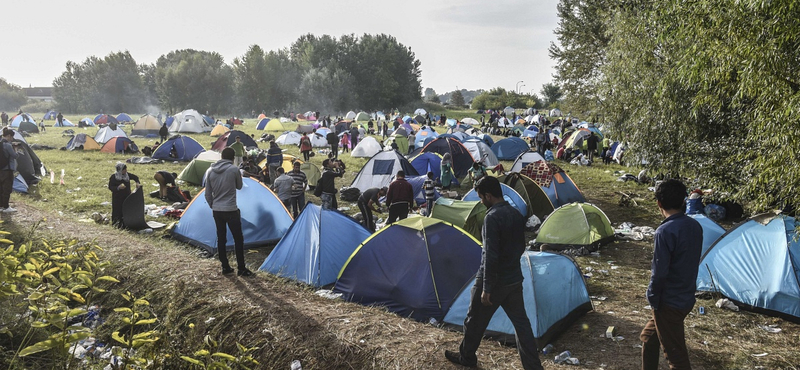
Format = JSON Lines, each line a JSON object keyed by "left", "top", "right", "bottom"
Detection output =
{"left": 1, "top": 0, "right": 560, "bottom": 96}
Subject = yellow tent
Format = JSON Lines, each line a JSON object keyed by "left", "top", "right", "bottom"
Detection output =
{"left": 259, "top": 154, "right": 304, "bottom": 172}
{"left": 265, "top": 118, "right": 285, "bottom": 131}
{"left": 131, "top": 114, "right": 162, "bottom": 136}
{"left": 210, "top": 124, "right": 230, "bottom": 137}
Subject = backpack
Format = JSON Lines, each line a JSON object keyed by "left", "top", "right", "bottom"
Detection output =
{"left": 313, "top": 177, "right": 324, "bottom": 197}
{"left": 535, "top": 131, "right": 547, "bottom": 144}
{"left": 340, "top": 187, "right": 361, "bottom": 202}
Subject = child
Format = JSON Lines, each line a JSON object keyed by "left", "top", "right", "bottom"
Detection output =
{"left": 340, "top": 132, "right": 350, "bottom": 153}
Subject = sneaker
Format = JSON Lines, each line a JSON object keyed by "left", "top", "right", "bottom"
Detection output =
{"left": 222, "top": 267, "right": 234, "bottom": 275}
{"left": 3, "top": 207, "right": 17, "bottom": 213}
{"left": 237, "top": 269, "right": 254, "bottom": 277}
{"left": 444, "top": 350, "right": 476, "bottom": 367}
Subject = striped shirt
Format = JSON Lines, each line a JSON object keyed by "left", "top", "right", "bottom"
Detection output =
{"left": 288, "top": 169, "right": 307, "bottom": 197}
{"left": 424, "top": 178, "right": 435, "bottom": 200}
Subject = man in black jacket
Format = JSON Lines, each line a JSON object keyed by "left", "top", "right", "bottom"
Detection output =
{"left": 385, "top": 171, "right": 414, "bottom": 223}
{"left": 326, "top": 131, "right": 339, "bottom": 159}
{"left": 445, "top": 176, "right": 543, "bottom": 370}
{"left": 319, "top": 159, "right": 343, "bottom": 210}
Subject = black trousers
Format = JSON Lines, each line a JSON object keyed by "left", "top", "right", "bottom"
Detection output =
{"left": 213, "top": 210, "right": 246, "bottom": 270}
{"left": 459, "top": 279, "right": 543, "bottom": 370}
{"left": 0, "top": 170, "right": 13, "bottom": 208}
{"left": 387, "top": 202, "right": 409, "bottom": 224}
{"left": 358, "top": 200, "right": 375, "bottom": 232}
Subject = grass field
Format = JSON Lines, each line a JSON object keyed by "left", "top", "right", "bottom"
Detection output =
{"left": 5, "top": 110, "right": 800, "bottom": 369}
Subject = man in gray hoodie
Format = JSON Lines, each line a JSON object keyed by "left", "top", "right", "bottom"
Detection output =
{"left": 204, "top": 147, "right": 252, "bottom": 277}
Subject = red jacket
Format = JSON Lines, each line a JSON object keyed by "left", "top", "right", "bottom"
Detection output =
{"left": 386, "top": 177, "right": 414, "bottom": 206}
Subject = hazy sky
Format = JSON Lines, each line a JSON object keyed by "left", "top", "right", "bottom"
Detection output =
{"left": 1, "top": 0, "right": 560, "bottom": 95}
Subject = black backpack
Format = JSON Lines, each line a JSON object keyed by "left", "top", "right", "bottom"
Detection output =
{"left": 340, "top": 187, "right": 361, "bottom": 202}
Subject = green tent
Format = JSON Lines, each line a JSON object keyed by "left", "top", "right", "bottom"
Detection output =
{"left": 534, "top": 203, "right": 615, "bottom": 251}
{"left": 384, "top": 134, "right": 408, "bottom": 151}
{"left": 355, "top": 112, "right": 370, "bottom": 122}
{"left": 178, "top": 159, "right": 216, "bottom": 185}
{"left": 429, "top": 198, "right": 487, "bottom": 240}
{"left": 499, "top": 173, "right": 555, "bottom": 221}
{"left": 300, "top": 162, "right": 321, "bottom": 189}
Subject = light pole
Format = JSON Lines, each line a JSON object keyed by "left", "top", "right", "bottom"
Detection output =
{"left": 516, "top": 80, "right": 524, "bottom": 94}
{"left": 519, "top": 84, "right": 525, "bottom": 94}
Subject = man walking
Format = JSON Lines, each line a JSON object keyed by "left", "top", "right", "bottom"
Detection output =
{"left": 385, "top": 171, "right": 414, "bottom": 223}
{"left": 444, "top": 176, "right": 543, "bottom": 370}
{"left": 357, "top": 187, "right": 386, "bottom": 232}
{"left": 229, "top": 136, "right": 245, "bottom": 167}
{"left": 640, "top": 179, "right": 702, "bottom": 370}
{"left": 271, "top": 167, "right": 294, "bottom": 210}
{"left": 319, "top": 159, "right": 343, "bottom": 210}
{"left": 423, "top": 172, "right": 436, "bottom": 216}
{"left": 204, "top": 147, "right": 252, "bottom": 277}
{"left": 350, "top": 123, "right": 360, "bottom": 149}
{"left": 287, "top": 161, "right": 308, "bottom": 218}
{"left": 159, "top": 122, "right": 169, "bottom": 143}
{"left": 266, "top": 140, "right": 283, "bottom": 185}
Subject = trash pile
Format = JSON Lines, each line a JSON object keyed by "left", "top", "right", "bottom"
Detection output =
{"left": 614, "top": 222, "right": 655, "bottom": 241}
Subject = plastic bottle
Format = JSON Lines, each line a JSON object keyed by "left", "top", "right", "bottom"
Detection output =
{"left": 290, "top": 360, "right": 302, "bottom": 370}
{"left": 541, "top": 344, "right": 554, "bottom": 354}
{"left": 554, "top": 350, "right": 571, "bottom": 364}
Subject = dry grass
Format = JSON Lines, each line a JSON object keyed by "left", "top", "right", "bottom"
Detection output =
{"left": 6, "top": 114, "right": 800, "bottom": 369}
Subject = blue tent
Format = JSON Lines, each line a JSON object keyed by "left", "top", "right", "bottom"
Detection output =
{"left": 259, "top": 203, "right": 371, "bottom": 287}
{"left": 43, "top": 111, "right": 57, "bottom": 120}
{"left": 164, "top": 116, "right": 175, "bottom": 127}
{"left": 10, "top": 113, "right": 35, "bottom": 127}
{"left": 414, "top": 126, "right": 438, "bottom": 147}
{"left": 116, "top": 113, "right": 133, "bottom": 123}
{"left": 152, "top": 135, "right": 205, "bottom": 162}
{"left": 172, "top": 178, "right": 294, "bottom": 254}
{"left": 410, "top": 152, "right": 442, "bottom": 181}
{"left": 491, "top": 137, "right": 530, "bottom": 161}
{"left": 444, "top": 251, "right": 592, "bottom": 345}
{"left": 697, "top": 214, "right": 800, "bottom": 322}
{"left": 689, "top": 214, "right": 726, "bottom": 256}
{"left": 79, "top": 117, "right": 95, "bottom": 127}
{"left": 421, "top": 137, "right": 474, "bottom": 179}
{"left": 334, "top": 218, "right": 482, "bottom": 322}
{"left": 202, "top": 115, "right": 215, "bottom": 125}
{"left": 53, "top": 118, "right": 75, "bottom": 127}
{"left": 13, "top": 174, "right": 28, "bottom": 193}
{"left": 475, "top": 134, "right": 494, "bottom": 147}
{"left": 463, "top": 183, "right": 527, "bottom": 217}
{"left": 405, "top": 175, "right": 441, "bottom": 206}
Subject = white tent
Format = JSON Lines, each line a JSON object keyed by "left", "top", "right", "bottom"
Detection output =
{"left": 94, "top": 126, "right": 128, "bottom": 144}
{"left": 461, "top": 117, "right": 479, "bottom": 126}
{"left": 309, "top": 133, "right": 329, "bottom": 147}
{"left": 351, "top": 136, "right": 382, "bottom": 158}
{"left": 169, "top": 109, "right": 209, "bottom": 133}
{"left": 510, "top": 151, "right": 546, "bottom": 172}
{"left": 549, "top": 108, "right": 563, "bottom": 117}
{"left": 194, "top": 150, "right": 221, "bottom": 161}
{"left": 276, "top": 131, "right": 302, "bottom": 146}
{"left": 349, "top": 150, "right": 417, "bottom": 192}
{"left": 345, "top": 111, "right": 357, "bottom": 120}
{"left": 462, "top": 139, "right": 499, "bottom": 167}
{"left": 280, "top": 117, "right": 292, "bottom": 123}
{"left": 414, "top": 108, "right": 427, "bottom": 115}
{"left": 504, "top": 106, "right": 515, "bottom": 116}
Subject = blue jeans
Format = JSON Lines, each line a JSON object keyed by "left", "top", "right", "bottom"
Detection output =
{"left": 213, "top": 210, "right": 245, "bottom": 270}
{"left": 459, "top": 279, "right": 543, "bottom": 370}
{"left": 321, "top": 193, "right": 335, "bottom": 210}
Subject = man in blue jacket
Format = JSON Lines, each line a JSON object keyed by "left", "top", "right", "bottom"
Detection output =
{"left": 205, "top": 147, "right": 252, "bottom": 277}
{"left": 640, "top": 179, "right": 702, "bottom": 369}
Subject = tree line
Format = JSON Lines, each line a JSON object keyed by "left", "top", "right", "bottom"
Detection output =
{"left": 52, "top": 33, "right": 422, "bottom": 116}
{"left": 550, "top": 0, "right": 800, "bottom": 212}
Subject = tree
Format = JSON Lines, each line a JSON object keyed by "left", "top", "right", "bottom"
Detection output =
{"left": 423, "top": 88, "right": 437, "bottom": 101}
{"left": 540, "top": 83, "right": 563, "bottom": 107}
{"left": 450, "top": 90, "right": 465, "bottom": 107}
{"left": 52, "top": 51, "right": 146, "bottom": 113}
{"left": 297, "top": 66, "right": 355, "bottom": 113}
{"left": 0, "top": 78, "right": 28, "bottom": 111}
{"left": 154, "top": 49, "right": 234, "bottom": 114}
{"left": 233, "top": 45, "right": 272, "bottom": 112}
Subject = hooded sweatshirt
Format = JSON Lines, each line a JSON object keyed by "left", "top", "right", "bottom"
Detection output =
{"left": 204, "top": 159, "right": 242, "bottom": 211}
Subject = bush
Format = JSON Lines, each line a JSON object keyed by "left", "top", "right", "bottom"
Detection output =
{"left": 20, "top": 100, "right": 55, "bottom": 114}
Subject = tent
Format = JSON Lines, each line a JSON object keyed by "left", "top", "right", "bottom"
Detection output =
{"left": 94, "top": 125, "right": 128, "bottom": 144}
{"left": 405, "top": 175, "right": 441, "bottom": 207}
{"left": 414, "top": 108, "right": 427, "bottom": 115}
{"left": 504, "top": 106, "right": 515, "bottom": 116}
{"left": 444, "top": 251, "right": 592, "bottom": 345}
{"left": 355, "top": 112, "right": 370, "bottom": 122}
{"left": 696, "top": 213, "right": 800, "bottom": 322}
{"left": 13, "top": 174, "right": 28, "bottom": 194}
{"left": 169, "top": 109, "right": 209, "bottom": 133}
{"left": 333, "top": 217, "right": 483, "bottom": 322}
{"left": 10, "top": 113, "right": 35, "bottom": 127}
{"left": 499, "top": 173, "right": 555, "bottom": 221}
{"left": 309, "top": 133, "right": 329, "bottom": 147}
{"left": 210, "top": 124, "right": 230, "bottom": 137}
{"left": 43, "top": 111, "right": 58, "bottom": 120}
{"left": 384, "top": 134, "right": 408, "bottom": 153}
{"left": 94, "top": 114, "right": 120, "bottom": 125}
{"left": 474, "top": 133, "right": 494, "bottom": 147}
{"left": 12, "top": 140, "right": 45, "bottom": 186}
{"left": 259, "top": 203, "right": 371, "bottom": 287}
{"left": 202, "top": 115, "right": 215, "bottom": 126}
{"left": 414, "top": 114, "right": 426, "bottom": 124}
{"left": 178, "top": 159, "right": 217, "bottom": 185}
{"left": 549, "top": 108, "right": 563, "bottom": 117}
{"left": 100, "top": 136, "right": 139, "bottom": 154}
{"left": 429, "top": 198, "right": 486, "bottom": 239}
{"left": 152, "top": 135, "right": 205, "bottom": 162}
{"left": 295, "top": 124, "right": 314, "bottom": 133}
{"left": 116, "top": 113, "right": 133, "bottom": 123}
{"left": 521, "top": 161, "right": 585, "bottom": 207}
{"left": 53, "top": 118, "right": 75, "bottom": 127}
{"left": 18, "top": 121, "right": 39, "bottom": 134}
{"left": 349, "top": 150, "right": 418, "bottom": 192}
{"left": 414, "top": 126, "right": 438, "bottom": 148}
{"left": 461, "top": 117, "right": 479, "bottom": 126}
{"left": 173, "top": 178, "right": 294, "bottom": 254}
{"left": 534, "top": 203, "right": 615, "bottom": 251}
{"left": 256, "top": 118, "right": 281, "bottom": 131}
{"left": 462, "top": 139, "right": 499, "bottom": 167}
{"left": 463, "top": 183, "right": 528, "bottom": 217}
{"left": 211, "top": 130, "right": 258, "bottom": 151}
{"left": 276, "top": 131, "right": 302, "bottom": 146}
{"left": 351, "top": 136, "right": 383, "bottom": 158}
{"left": 345, "top": 111, "right": 357, "bottom": 120}
{"left": 491, "top": 137, "right": 530, "bottom": 161}
{"left": 510, "top": 151, "right": 546, "bottom": 172}
{"left": 131, "top": 115, "right": 162, "bottom": 136}
{"left": 300, "top": 162, "right": 322, "bottom": 189}
{"left": 421, "top": 137, "right": 474, "bottom": 179}
{"left": 65, "top": 133, "right": 101, "bottom": 151}
{"left": 164, "top": 116, "right": 174, "bottom": 127}
{"left": 79, "top": 118, "right": 95, "bottom": 127}
{"left": 410, "top": 152, "right": 443, "bottom": 181}
{"left": 689, "top": 214, "right": 726, "bottom": 256}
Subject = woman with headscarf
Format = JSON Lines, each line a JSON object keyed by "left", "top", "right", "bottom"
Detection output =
{"left": 108, "top": 162, "right": 141, "bottom": 228}
{"left": 440, "top": 152, "right": 455, "bottom": 190}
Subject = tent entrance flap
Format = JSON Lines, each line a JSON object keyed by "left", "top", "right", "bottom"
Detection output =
{"left": 372, "top": 160, "right": 395, "bottom": 175}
